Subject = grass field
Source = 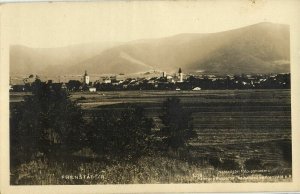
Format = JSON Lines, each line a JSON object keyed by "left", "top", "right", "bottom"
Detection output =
{"left": 75, "top": 89, "right": 292, "bottom": 170}
{"left": 74, "top": 89, "right": 291, "bottom": 140}
{"left": 10, "top": 89, "right": 292, "bottom": 184}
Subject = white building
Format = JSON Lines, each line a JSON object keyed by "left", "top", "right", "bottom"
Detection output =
{"left": 104, "top": 79, "right": 111, "bottom": 84}
{"left": 192, "top": 87, "right": 201, "bottom": 91}
{"left": 89, "top": 87, "right": 96, "bottom": 92}
{"left": 167, "top": 75, "right": 173, "bottom": 79}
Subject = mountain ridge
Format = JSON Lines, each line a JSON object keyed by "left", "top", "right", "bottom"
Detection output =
{"left": 10, "top": 22, "right": 290, "bottom": 76}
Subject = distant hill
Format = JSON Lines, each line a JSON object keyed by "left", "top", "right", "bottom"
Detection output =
{"left": 10, "top": 22, "right": 290, "bottom": 76}
{"left": 10, "top": 42, "right": 121, "bottom": 76}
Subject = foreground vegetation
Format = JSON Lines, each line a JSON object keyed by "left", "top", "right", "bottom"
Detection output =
{"left": 12, "top": 154, "right": 291, "bottom": 185}
{"left": 10, "top": 79, "right": 292, "bottom": 184}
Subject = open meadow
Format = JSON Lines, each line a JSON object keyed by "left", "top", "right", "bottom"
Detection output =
{"left": 75, "top": 89, "right": 292, "bottom": 181}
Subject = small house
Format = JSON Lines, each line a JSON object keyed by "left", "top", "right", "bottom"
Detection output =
{"left": 192, "top": 87, "right": 201, "bottom": 91}
{"left": 89, "top": 87, "right": 97, "bottom": 92}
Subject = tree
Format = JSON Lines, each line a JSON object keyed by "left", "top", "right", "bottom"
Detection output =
{"left": 10, "top": 79, "right": 86, "bottom": 163}
{"left": 67, "top": 80, "right": 82, "bottom": 91}
{"left": 87, "top": 105, "right": 154, "bottom": 161}
{"left": 159, "top": 97, "right": 197, "bottom": 151}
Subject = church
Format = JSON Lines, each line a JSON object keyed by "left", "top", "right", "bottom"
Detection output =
{"left": 83, "top": 70, "right": 90, "bottom": 85}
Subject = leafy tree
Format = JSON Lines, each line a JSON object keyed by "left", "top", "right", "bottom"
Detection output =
{"left": 87, "top": 105, "right": 154, "bottom": 161}
{"left": 66, "top": 80, "right": 82, "bottom": 91}
{"left": 10, "top": 79, "right": 86, "bottom": 163}
{"left": 159, "top": 97, "right": 197, "bottom": 151}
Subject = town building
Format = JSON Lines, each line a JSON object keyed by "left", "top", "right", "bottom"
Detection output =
{"left": 178, "top": 68, "right": 183, "bottom": 82}
{"left": 103, "top": 79, "right": 112, "bottom": 84}
{"left": 89, "top": 87, "right": 97, "bottom": 92}
{"left": 192, "top": 87, "right": 201, "bottom": 91}
{"left": 83, "top": 70, "right": 90, "bottom": 85}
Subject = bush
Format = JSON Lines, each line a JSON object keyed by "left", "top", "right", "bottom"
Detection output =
{"left": 87, "top": 105, "right": 154, "bottom": 161}
{"left": 10, "top": 79, "right": 87, "bottom": 164}
{"left": 159, "top": 97, "right": 197, "bottom": 151}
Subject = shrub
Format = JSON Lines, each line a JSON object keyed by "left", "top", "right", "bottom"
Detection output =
{"left": 10, "top": 79, "right": 87, "bottom": 163}
{"left": 159, "top": 97, "right": 197, "bottom": 151}
{"left": 87, "top": 105, "right": 154, "bottom": 161}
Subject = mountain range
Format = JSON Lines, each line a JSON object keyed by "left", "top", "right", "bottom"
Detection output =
{"left": 10, "top": 22, "right": 290, "bottom": 76}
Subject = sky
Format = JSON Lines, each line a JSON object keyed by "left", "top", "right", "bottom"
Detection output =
{"left": 2, "top": 0, "right": 300, "bottom": 48}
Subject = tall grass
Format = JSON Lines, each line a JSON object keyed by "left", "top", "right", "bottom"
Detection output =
{"left": 11, "top": 156, "right": 291, "bottom": 185}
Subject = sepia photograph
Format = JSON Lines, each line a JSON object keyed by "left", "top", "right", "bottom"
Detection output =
{"left": 1, "top": 0, "right": 300, "bottom": 193}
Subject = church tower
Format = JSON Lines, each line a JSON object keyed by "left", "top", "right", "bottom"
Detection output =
{"left": 83, "top": 70, "right": 90, "bottom": 85}
{"left": 178, "top": 68, "right": 183, "bottom": 82}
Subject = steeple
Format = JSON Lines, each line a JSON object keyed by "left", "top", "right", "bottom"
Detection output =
{"left": 178, "top": 68, "right": 183, "bottom": 82}
{"left": 178, "top": 68, "right": 182, "bottom": 74}
{"left": 83, "top": 70, "right": 90, "bottom": 85}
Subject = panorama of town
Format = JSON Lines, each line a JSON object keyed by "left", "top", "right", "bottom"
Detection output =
{"left": 10, "top": 68, "right": 290, "bottom": 92}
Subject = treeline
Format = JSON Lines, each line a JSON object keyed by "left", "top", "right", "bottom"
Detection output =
{"left": 186, "top": 73, "right": 290, "bottom": 90}
{"left": 11, "top": 73, "right": 290, "bottom": 92}
{"left": 10, "top": 79, "right": 197, "bottom": 165}
{"left": 73, "top": 73, "right": 291, "bottom": 91}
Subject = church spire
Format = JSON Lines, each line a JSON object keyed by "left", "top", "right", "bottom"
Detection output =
{"left": 83, "top": 70, "right": 90, "bottom": 85}
{"left": 178, "top": 68, "right": 182, "bottom": 74}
